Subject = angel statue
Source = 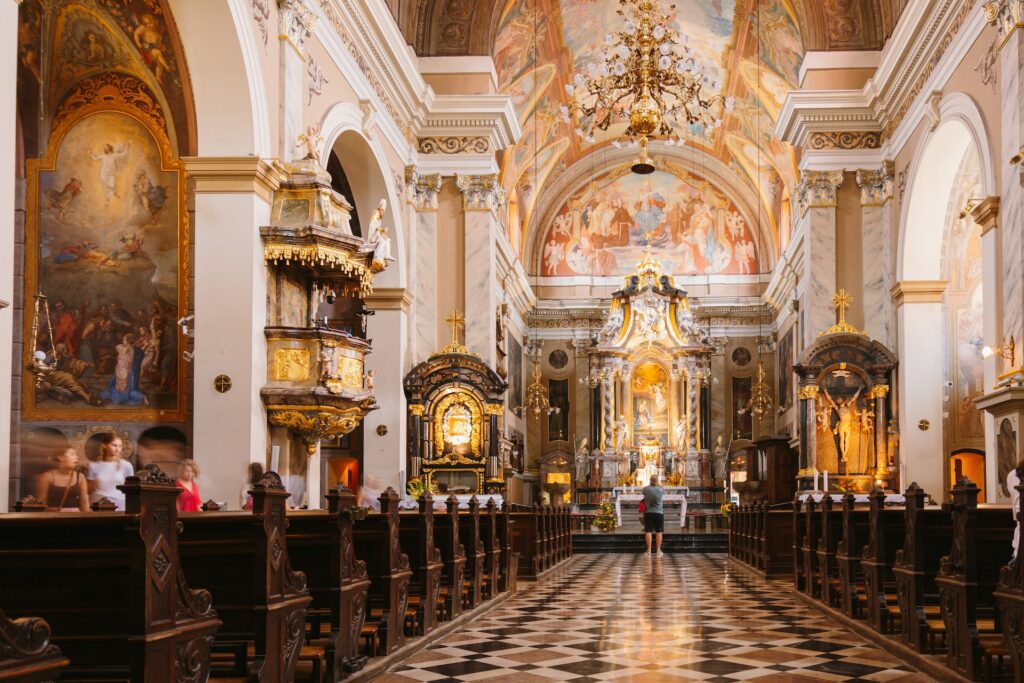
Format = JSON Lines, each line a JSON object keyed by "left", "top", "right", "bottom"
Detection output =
{"left": 822, "top": 385, "right": 864, "bottom": 463}
{"left": 598, "top": 305, "right": 624, "bottom": 344}
{"left": 360, "top": 199, "right": 394, "bottom": 268}
{"left": 575, "top": 439, "right": 590, "bottom": 483}
{"left": 296, "top": 123, "right": 323, "bottom": 164}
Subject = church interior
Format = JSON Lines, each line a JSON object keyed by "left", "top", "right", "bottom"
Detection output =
{"left": 4, "top": 0, "right": 1024, "bottom": 680}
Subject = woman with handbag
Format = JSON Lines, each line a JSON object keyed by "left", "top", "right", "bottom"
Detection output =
{"left": 36, "top": 447, "right": 89, "bottom": 512}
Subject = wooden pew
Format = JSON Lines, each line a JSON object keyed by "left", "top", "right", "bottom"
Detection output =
{"left": 432, "top": 495, "right": 466, "bottom": 622}
{"left": 458, "top": 496, "right": 486, "bottom": 609}
{"left": 995, "top": 481, "right": 1024, "bottom": 683}
{"left": 559, "top": 505, "right": 571, "bottom": 562}
{"left": 479, "top": 499, "right": 503, "bottom": 600}
{"left": 178, "top": 472, "right": 312, "bottom": 681}
{"left": 763, "top": 505, "right": 794, "bottom": 578}
{"left": 0, "top": 465, "right": 221, "bottom": 681}
{"left": 793, "top": 497, "right": 806, "bottom": 593}
{"left": 860, "top": 488, "right": 905, "bottom": 635}
{"left": 815, "top": 495, "right": 844, "bottom": 608}
{"left": 935, "top": 478, "right": 1016, "bottom": 680}
{"left": 398, "top": 494, "right": 443, "bottom": 636}
{"left": 352, "top": 488, "right": 413, "bottom": 656}
{"left": 0, "top": 608, "right": 69, "bottom": 681}
{"left": 893, "top": 484, "right": 953, "bottom": 653}
{"left": 835, "top": 493, "right": 869, "bottom": 619}
{"left": 497, "top": 503, "right": 519, "bottom": 593}
{"left": 286, "top": 485, "right": 371, "bottom": 679}
{"left": 510, "top": 504, "right": 543, "bottom": 580}
{"left": 800, "top": 496, "right": 819, "bottom": 597}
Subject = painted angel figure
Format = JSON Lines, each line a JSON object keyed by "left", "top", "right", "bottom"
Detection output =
{"left": 822, "top": 385, "right": 863, "bottom": 462}
{"left": 360, "top": 199, "right": 394, "bottom": 268}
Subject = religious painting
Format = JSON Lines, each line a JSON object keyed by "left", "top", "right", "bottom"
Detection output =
{"left": 24, "top": 109, "right": 186, "bottom": 420}
{"left": 631, "top": 362, "right": 669, "bottom": 438}
{"left": 547, "top": 378, "right": 569, "bottom": 441}
{"left": 731, "top": 347, "right": 751, "bottom": 367}
{"left": 540, "top": 169, "right": 758, "bottom": 277}
{"left": 732, "top": 376, "right": 752, "bottom": 440}
{"left": 548, "top": 349, "right": 568, "bottom": 370}
{"left": 778, "top": 326, "right": 794, "bottom": 410}
{"left": 509, "top": 336, "right": 523, "bottom": 411}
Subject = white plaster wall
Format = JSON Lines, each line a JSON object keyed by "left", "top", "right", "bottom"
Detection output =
{"left": 897, "top": 301, "right": 946, "bottom": 498}
{"left": 0, "top": 0, "right": 17, "bottom": 511}
{"left": 192, "top": 192, "right": 271, "bottom": 508}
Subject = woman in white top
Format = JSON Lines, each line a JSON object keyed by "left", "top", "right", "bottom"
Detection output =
{"left": 87, "top": 433, "right": 134, "bottom": 511}
{"left": 1009, "top": 462, "right": 1023, "bottom": 560}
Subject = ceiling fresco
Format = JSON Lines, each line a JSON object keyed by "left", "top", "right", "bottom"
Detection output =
{"left": 493, "top": 0, "right": 804, "bottom": 274}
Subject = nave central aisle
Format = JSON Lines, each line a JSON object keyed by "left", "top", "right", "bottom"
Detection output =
{"left": 382, "top": 555, "right": 928, "bottom": 682}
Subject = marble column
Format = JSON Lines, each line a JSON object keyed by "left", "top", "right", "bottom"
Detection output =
{"left": 856, "top": 163, "right": 895, "bottom": 347}
{"left": 601, "top": 375, "right": 613, "bottom": 451}
{"left": 277, "top": 0, "right": 315, "bottom": 162}
{"left": 362, "top": 305, "right": 409, "bottom": 491}
{"left": 183, "top": 157, "right": 281, "bottom": 508}
{"left": 988, "top": 3, "right": 1024, "bottom": 352}
{"left": 572, "top": 336, "right": 593, "bottom": 448}
{"left": 406, "top": 168, "right": 442, "bottom": 363}
{"left": 800, "top": 385, "right": 818, "bottom": 475}
{"left": 0, "top": 0, "right": 16, "bottom": 510}
{"left": 457, "top": 174, "right": 503, "bottom": 366}
{"left": 794, "top": 171, "right": 844, "bottom": 345}
{"left": 893, "top": 281, "right": 947, "bottom": 499}
{"left": 972, "top": 197, "right": 1003, "bottom": 501}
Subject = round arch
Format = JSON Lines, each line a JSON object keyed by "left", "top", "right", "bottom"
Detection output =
{"left": 896, "top": 91, "right": 996, "bottom": 502}
{"left": 319, "top": 102, "right": 407, "bottom": 290}
{"left": 168, "top": 0, "right": 271, "bottom": 156}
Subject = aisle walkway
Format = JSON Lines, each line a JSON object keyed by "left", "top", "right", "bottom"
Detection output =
{"left": 381, "top": 554, "right": 929, "bottom": 682}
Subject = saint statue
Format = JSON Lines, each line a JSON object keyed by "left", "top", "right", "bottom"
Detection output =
{"left": 713, "top": 434, "right": 728, "bottom": 483}
{"left": 613, "top": 415, "right": 629, "bottom": 452}
{"left": 598, "top": 306, "right": 624, "bottom": 344}
{"left": 361, "top": 199, "right": 394, "bottom": 268}
{"left": 673, "top": 416, "right": 687, "bottom": 448}
{"left": 575, "top": 439, "right": 590, "bottom": 483}
{"left": 822, "top": 385, "right": 863, "bottom": 462}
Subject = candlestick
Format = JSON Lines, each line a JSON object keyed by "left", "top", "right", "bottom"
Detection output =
{"left": 813, "top": 468, "right": 819, "bottom": 492}
{"left": 824, "top": 470, "right": 829, "bottom": 492}
{"left": 900, "top": 461, "right": 907, "bottom": 493}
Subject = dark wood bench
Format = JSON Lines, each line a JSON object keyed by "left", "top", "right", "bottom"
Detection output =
{"left": 994, "top": 481, "right": 1024, "bottom": 683}
{"left": 0, "top": 607, "right": 69, "bottom": 681}
{"left": 816, "top": 495, "right": 844, "bottom": 609}
{"left": 497, "top": 502, "right": 519, "bottom": 592}
{"left": 935, "top": 477, "right": 1016, "bottom": 680}
{"left": 479, "top": 499, "right": 503, "bottom": 600}
{"left": 398, "top": 494, "right": 443, "bottom": 636}
{"left": 0, "top": 465, "right": 221, "bottom": 681}
{"left": 860, "top": 488, "right": 905, "bottom": 635}
{"left": 793, "top": 497, "right": 806, "bottom": 593}
{"left": 432, "top": 495, "right": 466, "bottom": 622}
{"left": 352, "top": 488, "right": 413, "bottom": 656}
{"left": 893, "top": 483, "right": 952, "bottom": 653}
{"left": 458, "top": 496, "right": 486, "bottom": 609}
{"left": 762, "top": 505, "right": 794, "bottom": 578}
{"left": 800, "top": 496, "right": 819, "bottom": 597}
{"left": 286, "top": 485, "right": 371, "bottom": 679}
{"left": 178, "top": 472, "right": 312, "bottom": 681}
{"left": 835, "top": 493, "right": 869, "bottom": 619}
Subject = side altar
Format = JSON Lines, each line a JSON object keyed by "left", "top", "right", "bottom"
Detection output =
{"left": 575, "top": 252, "right": 723, "bottom": 516}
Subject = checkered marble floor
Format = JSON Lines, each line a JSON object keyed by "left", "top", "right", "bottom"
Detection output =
{"left": 379, "top": 554, "right": 931, "bottom": 682}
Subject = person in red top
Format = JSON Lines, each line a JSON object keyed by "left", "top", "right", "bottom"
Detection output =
{"left": 175, "top": 458, "right": 201, "bottom": 512}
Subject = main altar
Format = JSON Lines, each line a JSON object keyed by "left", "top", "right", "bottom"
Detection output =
{"left": 576, "top": 252, "right": 718, "bottom": 511}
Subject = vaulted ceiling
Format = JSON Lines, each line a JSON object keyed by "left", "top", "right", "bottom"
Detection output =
{"left": 392, "top": 0, "right": 908, "bottom": 56}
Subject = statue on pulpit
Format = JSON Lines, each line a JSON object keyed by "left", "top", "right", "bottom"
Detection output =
{"left": 822, "top": 385, "right": 863, "bottom": 463}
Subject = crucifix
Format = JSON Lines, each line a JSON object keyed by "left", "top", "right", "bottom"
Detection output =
{"left": 446, "top": 310, "right": 466, "bottom": 348}
{"left": 832, "top": 289, "right": 853, "bottom": 327}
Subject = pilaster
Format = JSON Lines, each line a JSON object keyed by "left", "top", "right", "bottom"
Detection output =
{"left": 794, "top": 170, "right": 844, "bottom": 345}
{"left": 0, "top": 0, "right": 16, "bottom": 510}
{"left": 277, "top": 0, "right": 316, "bottom": 162}
{"left": 457, "top": 174, "right": 504, "bottom": 367}
{"left": 406, "top": 167, "right": 442, "bottom": 363}
{"left": 856, "top": 162, "right": 895, "bottom": 347}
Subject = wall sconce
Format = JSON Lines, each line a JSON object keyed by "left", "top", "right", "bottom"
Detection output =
{"left": 982, "top": 336, "right": 1016, "bottom": 366}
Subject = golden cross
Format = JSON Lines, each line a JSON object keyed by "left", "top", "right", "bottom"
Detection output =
{"left": 832, "top": 289, "right": 853, "bottom": 325}
{"left": 446, "top": 310, "right": 466, "bottom": 347}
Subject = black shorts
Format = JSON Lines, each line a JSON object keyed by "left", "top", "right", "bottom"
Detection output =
{"left": 643, "top": 512, "right": 664, "bottom": 533}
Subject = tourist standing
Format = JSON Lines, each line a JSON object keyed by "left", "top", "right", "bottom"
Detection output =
{"left": 87, "top": 433, "right": 133, "bottom": 511}
{"left": 642, "top": 474, "right": 665, "bottom": 557}
{"left": 175, "top": 459, "right": 201, "bottom": 512}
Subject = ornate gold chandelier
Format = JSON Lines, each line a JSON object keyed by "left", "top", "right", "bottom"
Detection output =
{"left": 515, "top": 361, "right": 561, "bottom": 418}
{"left": 747, "top": 360, "right": 774, "bottom": 420}
{"left": 561, "top": 0, "right": 732, "bottom": 173}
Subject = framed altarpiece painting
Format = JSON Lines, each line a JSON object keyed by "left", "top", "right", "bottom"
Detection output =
{"left": 23, "top": 85, "right": 188, "bottom": 422}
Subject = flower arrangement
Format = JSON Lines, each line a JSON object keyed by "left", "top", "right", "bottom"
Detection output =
{"left": 406, "top": 477, "right": 425, "bottom": 498}
{"left": 593, "top": 495, "right": 618, "bottom": 532}
{"left": 720, "top": 502, "right": 733, "bottom": 518}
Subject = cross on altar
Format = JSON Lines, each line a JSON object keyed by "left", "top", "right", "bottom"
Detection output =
{"left": 832, "top": 289, "right": 853, "bottom": 326}
{"left": 446, "top": 310, "right": 466, "bottom": 347}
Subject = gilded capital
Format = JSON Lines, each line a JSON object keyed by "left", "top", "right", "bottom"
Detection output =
{"left": 798, "top": 385, "right": 819, "bottom": 400}
{"left": 868, "top": 384, "right": 890, "bottom": 399}
{"left": 986, "top": 0, "right": 1024, "bottom": 48}
{"left": 405, "top": 166, "right": 442, "bottom": 211}
{"left": 855, "top": 162, "right": 894, "bottom": 207}
{"left": 794, "top": 170, "right": 844, "bottom": 215}
{"left": 456, "top": 174, "right": 505, "bottom": 213}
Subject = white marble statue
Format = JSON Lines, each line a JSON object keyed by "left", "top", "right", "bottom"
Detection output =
{"left": 713, "top": 434, "right": 728, "bottom": 482}
{"left": 673, "top": 416, "right": 687, "bottom": 448}
{"left": 575, "top": 439, "right": 590, "bottom": 482}
{"left": 613, "top": 415, "right": 629, "bottom": 452}
{"left": 598, "top": 306, "right": 624, "bottom": 344}
{"left": 361, "top": 199, "right": 394, "bottom": 267}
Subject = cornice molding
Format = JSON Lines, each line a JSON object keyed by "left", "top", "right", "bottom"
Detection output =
{"left": 891, "top": 279, "right": 948, "bottom": 305}
{"left": 363, "top": 287, "right": 413, "bottom": 312}
{"left": 181, "top": 156, "right": 285, "bottom": 204}
{"left": 970, "top": 195, "right": 1001, "bottom": 234}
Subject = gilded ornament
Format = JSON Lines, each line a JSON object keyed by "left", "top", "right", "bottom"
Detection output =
{"left": 808, "top": 131, "right": 882, "bottom": 151}
{"left": 820, "top": 290, "right": 867, "bottom": 336}
{"left": 417, "top": 136, "right": 490, "bottom": 154}
{"left": 432, "top": 391, "right": 484, "bottom": 461}
{"left": 274, "top": 348, "right": 311, "bottom": 381}
{"left": 484, "top": 404, "right": 505, "bottom": 416}
{"left": 409, "top": 404, "right": 426, "bottom": 416}
{"left": 798, "top": 385, "right": 820, "bottom": 400}
{"left": 266, "top": 401, "right": 375, "bottom": 454}
{"left": 868, "top": 384, "right": 890, "bottom": 399}
{"left": 263, "top": 243, "right": 375, "bottom": 295}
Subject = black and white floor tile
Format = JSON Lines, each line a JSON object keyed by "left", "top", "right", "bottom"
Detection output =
{"left": 380, "top": 554, "right": 930, "bottom": 682}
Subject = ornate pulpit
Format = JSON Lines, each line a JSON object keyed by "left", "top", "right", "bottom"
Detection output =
{"left": 794, "top": 291, "right": 898, "bottom": 492}
{"left": 404, "top": 313, "right": 508, "bottom": 497}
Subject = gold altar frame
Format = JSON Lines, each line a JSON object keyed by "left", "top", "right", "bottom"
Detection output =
{"left": 431, "top": 389, "right": 485, "bottom": 461}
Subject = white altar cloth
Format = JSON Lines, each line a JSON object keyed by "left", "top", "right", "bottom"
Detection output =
{"left": 613, "top": 486, "right": 689, "bottom": 528}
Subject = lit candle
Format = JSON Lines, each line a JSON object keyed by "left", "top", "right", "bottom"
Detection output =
{"left": 813, "top": 468, "right": 819, "bottom": 492}
{"left": 824, "top": 470, "right": 829, "bottom": 493}
{"left": 900, "top": 461, "right": 907, "bottom": 492}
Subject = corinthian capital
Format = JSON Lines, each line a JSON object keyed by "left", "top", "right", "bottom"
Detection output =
{"left": 405, "top": 166, "right": 442, "bottom": 211}
{"left": 794, "top": 170, "right": 844, "bottom": 215}
{"left": 278, "top": 0, "right": 316, "bottom": 55}
{"left": 855, "top": 161, "right": 894, "bottom": 207}
{"left": 456, "top": 174, "right": 505, "bottom": 213}
{"left": 986, "top": 0, "right": 1024, "bottom": 46}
